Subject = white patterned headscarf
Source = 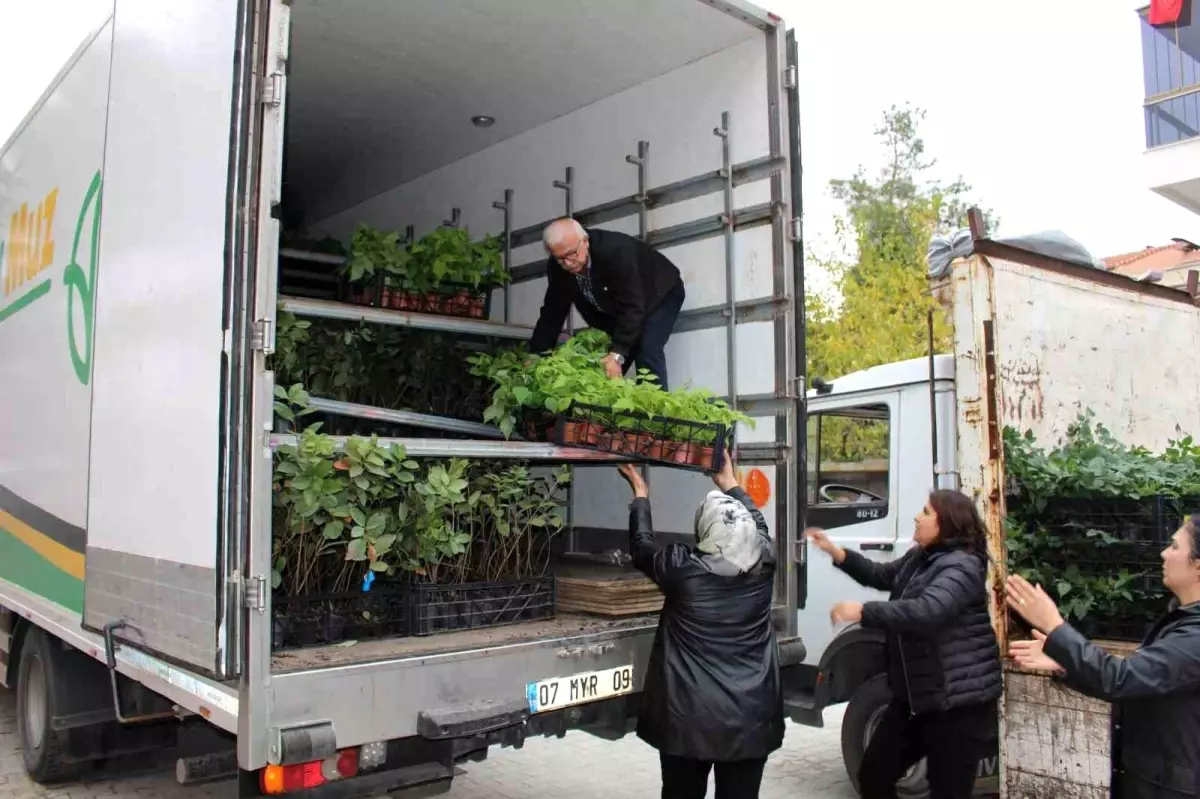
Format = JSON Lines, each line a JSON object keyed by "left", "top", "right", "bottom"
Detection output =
{"left": 694, "top": 490, "right": 763, "bottom": 576}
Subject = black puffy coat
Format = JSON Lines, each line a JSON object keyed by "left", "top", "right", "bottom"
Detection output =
{"left": 629, "top": 488, "right": 784, "bottom": 762}
{"left": 837, "top": 542, "right": 1001, "bottom": 714}
{"left": 1044, "top": 602, "right": 1200, "bottom": 798}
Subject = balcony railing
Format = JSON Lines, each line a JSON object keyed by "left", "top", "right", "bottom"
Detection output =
{"left": 1145, "top": 84, "right": 1200, "bottom": 148}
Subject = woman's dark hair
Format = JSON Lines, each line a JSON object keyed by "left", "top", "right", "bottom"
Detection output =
{"left": 928, "top": 490, "right": 988, "bottom": 552}
{"left": 1186, "top": 515, "right": 1200, "bottom": 562}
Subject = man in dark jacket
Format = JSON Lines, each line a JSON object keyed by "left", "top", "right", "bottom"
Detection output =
{"left": 529, "top": 219, "right": 685, "bottom": 390}
{"left": 617, "top": 459, "right": 783, "bottom": 799}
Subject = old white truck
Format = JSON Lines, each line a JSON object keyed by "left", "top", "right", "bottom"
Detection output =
{"left": 794, "top": 214, "right": 1200, "bottom": 797}
{"left": 0, "top": 0, "right": 807, "bottom": 796}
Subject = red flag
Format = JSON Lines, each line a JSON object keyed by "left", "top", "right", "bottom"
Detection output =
{"left": 1149, "top": 0, "right": 1184, "bottom": 25}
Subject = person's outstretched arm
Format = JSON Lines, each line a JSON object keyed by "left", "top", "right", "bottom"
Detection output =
{"left": 1043, "top": 623, "right": 1200, "bottom": 701}
{"left": 619, "top": 464, "right": 686, "bottom": 586}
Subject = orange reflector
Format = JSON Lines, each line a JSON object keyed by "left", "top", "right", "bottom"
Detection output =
{"left": 744, "top": 468, "right": 771, "bottom": 508}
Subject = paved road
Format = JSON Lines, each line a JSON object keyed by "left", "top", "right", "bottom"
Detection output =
{"left": 0, "top": 687, "right": 855, "bottom": 798}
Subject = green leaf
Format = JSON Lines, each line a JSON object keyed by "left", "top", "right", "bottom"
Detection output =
{"left": 323, "top": 520, "right": 345, "bottom": 540}
{"left": 346, "top": 539, "right": 367, "bottom": 561}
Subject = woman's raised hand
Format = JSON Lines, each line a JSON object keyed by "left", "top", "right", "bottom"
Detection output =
{"left": 805, "top": 527, "right": 846, "bottom": 565}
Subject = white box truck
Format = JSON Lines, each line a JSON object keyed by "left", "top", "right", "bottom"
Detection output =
{"left": 0, "top": 1, "right": 807, "bottom": 795}
{"left": 794, "top": 217, "right": 1200, "bottom": 797}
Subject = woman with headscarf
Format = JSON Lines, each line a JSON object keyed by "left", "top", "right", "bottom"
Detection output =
{"left": 1006, "top": 515, "right": 1200, "bottom": 798}
{"left": 616, "top": 458, "right": 782, "bottom": 799}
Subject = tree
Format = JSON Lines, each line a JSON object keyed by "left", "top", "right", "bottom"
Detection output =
{"left": 807, "top": 105, "right": 994, "bottom": 462}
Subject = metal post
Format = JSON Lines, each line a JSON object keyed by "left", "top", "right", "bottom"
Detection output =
{"left": 626, "top": 141, "right": 650, "bottom": 240}
{"left": 928, "top": 309, "right": 939, "bottom": 491}
{"left": 444, "top": 208, "right": 461, "bottom": 229}
{"left": 554, "top": 168, "right": 576, "bottom": 334}
{"left": 493, "top": 190, "right": 513, "bottom": 322}
{"left": 715, "top": 112, "right": 738, "bottom": 460}
{"left": 405, "top": 225, "right": 414, "bottom": 244}
{"left": 554, "top": 167, "right": 574, "bottom": 218}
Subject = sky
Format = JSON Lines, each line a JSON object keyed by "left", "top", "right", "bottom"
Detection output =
{"left": 1, "top": 0, "right": 1196, "bottom": 271}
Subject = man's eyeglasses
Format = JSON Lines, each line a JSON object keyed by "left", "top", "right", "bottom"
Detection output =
{"left": 552, "top": 239, "right": 586, "bottom": 264}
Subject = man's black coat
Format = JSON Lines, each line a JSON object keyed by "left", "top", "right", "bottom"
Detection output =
{"left": 529, "top": 228, "right": 682, "bottom": 359}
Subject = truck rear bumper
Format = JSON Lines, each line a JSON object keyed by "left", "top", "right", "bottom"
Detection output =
{"left": 258, "top": 620, "right": 656, "bottom": 768}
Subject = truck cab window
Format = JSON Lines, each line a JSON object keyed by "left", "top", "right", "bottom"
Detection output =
{"left": 806, "top": 405, "right": 890, "bottom": 506}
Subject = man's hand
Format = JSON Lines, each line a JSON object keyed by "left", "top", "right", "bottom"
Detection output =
{"left": 617, "top": 463, "right": 649, "bottom": 499}
{"left": 602, "top": 354, "right": 623, "bottom": 379}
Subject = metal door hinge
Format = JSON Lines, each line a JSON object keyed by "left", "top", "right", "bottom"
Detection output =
{"left": 783, "top": 65, "right": 798, "bottom": 90}
{"left": 788, "top": 217, "right": 803, "bottom": 242}
{"left": 262, "top": 72, "right": 284, "bottom": 107}
{"left": 244, "top": 576, "right": 267, "bottom": 613}
{"left": 251, "top": 318, "right": 275, "bottom": 354}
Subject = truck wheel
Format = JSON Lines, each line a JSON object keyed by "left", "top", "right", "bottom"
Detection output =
{"left": 841, "top": 674, "right": 929, "bottom": 799}
{"left": 16, "top": 628, "right": 82, "bottom": 783}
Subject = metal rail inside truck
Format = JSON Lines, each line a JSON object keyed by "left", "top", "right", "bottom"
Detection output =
{"left": 0, "top": 1, "right": 810, "bottom": 796}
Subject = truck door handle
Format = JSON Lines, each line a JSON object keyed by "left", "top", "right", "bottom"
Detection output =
{"left": 860, "top": 542, "right": 894, "bottom": 552}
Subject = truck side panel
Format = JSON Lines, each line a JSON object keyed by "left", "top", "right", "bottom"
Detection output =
{"left": 312, "top": 36, "right": 782, "bottom": 537}
{"left": 987, "top": 256, "right": 1200, "bottom": 450}
{"left": 83, "top": 0, "right": 240, "bottom": 672}
{"left": 0, "top": 14, "right": 114, "bottom": 617}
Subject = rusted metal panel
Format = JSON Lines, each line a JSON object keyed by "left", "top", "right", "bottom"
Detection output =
{"left": 986, "top": 256, "right": 1200, "bottom": 451}
{"left": 1003, "top": 666, "right": 1113, "bottom": 798}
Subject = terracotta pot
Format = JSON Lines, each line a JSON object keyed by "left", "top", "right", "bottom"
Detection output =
{"left": 561, "top": 421, "right": 585, "bottom": 445}
{"left": 691, "top": 445, "right": 716, "bottom": 470}
{"left": 671, "top": 442, "right": 695, "bottom": 465}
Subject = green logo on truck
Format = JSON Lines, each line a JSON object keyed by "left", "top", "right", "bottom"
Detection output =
{"left": 0, "top": 169, "right": 102, "bottom": 385}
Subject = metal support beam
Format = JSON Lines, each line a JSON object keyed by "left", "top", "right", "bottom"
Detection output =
{"left": 443, "top": 208, "right": 461, "bottom": 229}
{"left": 307, "top": 396, "right": 507, "bottom": 439}
{"left": 277, "top": 296, "right": 537, "bottom": 341}
{"left": 715, "top": 112, "right": 739, "bottom": 462}
{"left": 672, "top": 295, "right": 789, "bottom": 334}
{"left": 268, "top": 434, "right": 634, "bottom": 463}
{"left": 649, "top": 202, "right": 775, "bottom": 251}
{"left": 493, "top": 190, "right": 513, "bottom": 322}
{"left": 734, "top": 442, "right": 791, "bottom": 464}
{"left": 507, "top": 155, "right": 785, "bottom": 252}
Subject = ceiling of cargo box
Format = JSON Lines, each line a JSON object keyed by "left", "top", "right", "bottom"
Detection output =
{"left": 284, "top": 0, "right": 761, "bottom": 226}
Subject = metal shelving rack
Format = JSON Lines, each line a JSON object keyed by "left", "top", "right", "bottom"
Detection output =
{"left": 276, "top": 111, "right": 792, "bottom": 469}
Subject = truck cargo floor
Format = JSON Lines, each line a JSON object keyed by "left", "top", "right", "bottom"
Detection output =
{"left": 270, "top": 612, "right": 658, "bottom": 673}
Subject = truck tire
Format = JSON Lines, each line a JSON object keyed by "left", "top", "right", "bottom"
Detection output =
{"left": 841, "top": 674, "right": 929, "bottom": 799}
{"left": 16, "top": 628, "right": 83, "bottom": 784}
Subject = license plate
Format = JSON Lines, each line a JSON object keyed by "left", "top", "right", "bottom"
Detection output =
{"left": 526, "top": 664, "right": 634, "bottom": 714}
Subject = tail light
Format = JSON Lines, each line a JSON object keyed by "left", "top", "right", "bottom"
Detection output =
{"left": 260, "top": 749, "right": 359, "bottom": 795}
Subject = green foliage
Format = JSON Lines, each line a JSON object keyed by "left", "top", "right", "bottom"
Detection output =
{"left": 271, "top": 313, "right": 491, "bottom": 421}
{"left": 341, "top": 223, "right": 508, "bottom": 291}
{"left": 808, "top": 104, "right": 992, "bottom": 402}
{"left": 1003, "top": 411, "right": 1199, "bottom": 630}
{"left": 272, "top": 411, "right": 572, "bottom": 596}
{"left": 467, "top": 330, "right": 753, "bottom": 442}
{"left": 1005, "top": 411, "right": 1200, "bottom": 509}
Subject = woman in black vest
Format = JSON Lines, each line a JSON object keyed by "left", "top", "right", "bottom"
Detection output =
{"left": 1007, "top": 515, "right": 1200, "bottom": 798}
{"left": 807, "top": 490, "right": 1002, "bottom": 799}
{"left": 618, "top": 458, "right": 782, "bottom": 799}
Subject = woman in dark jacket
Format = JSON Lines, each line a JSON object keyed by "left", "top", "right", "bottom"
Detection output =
{"left": 1007, "top": 515, "right": 1200, "bottom": 798}
{"left": 617, "top": 458, "right": 783, "bottom": 799}
{"left": 806, "top": 490, "right": 1002, "bottom": 799}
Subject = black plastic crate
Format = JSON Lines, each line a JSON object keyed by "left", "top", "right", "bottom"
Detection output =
{"left": 408, "top": 576, "right": 556, "bottom": 637}
{"left": 1007, "top": 494, "right": 1200, "bottom": 543}
{"left": 552, "top": 402, "right": 729, "bottom": 473}
{"left": 271, "top": 582, "right": 409, "bottom": 650}
{"left": 519, "top": 407, "right": 557, "bottom": 442}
